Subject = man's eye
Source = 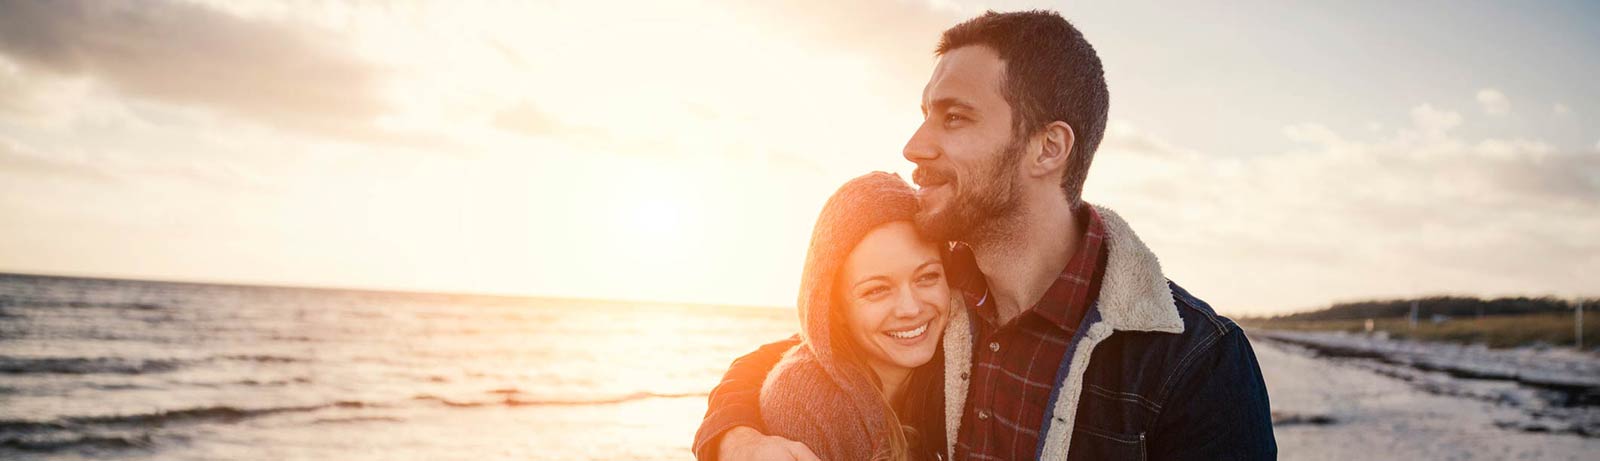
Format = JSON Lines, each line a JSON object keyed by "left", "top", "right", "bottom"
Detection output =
{"left": 945, "top": 114, "right": 965, "bottom": 124}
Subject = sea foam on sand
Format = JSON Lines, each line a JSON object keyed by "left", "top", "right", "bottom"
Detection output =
{"left": 1254, "top": 331, "right": 1600, "bottom": 460}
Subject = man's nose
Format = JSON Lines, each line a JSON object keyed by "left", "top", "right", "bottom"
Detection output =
{"left": 903, "top": 120, "right": 938, "bottom": 163}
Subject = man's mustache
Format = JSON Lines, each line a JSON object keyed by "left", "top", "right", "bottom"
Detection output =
{"left": 911, "top": 165, "right": 953, "bottom": 188}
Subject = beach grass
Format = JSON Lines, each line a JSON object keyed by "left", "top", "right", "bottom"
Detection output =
{"left": 1241, "top": 311, "right": 1600, "bottom": 349}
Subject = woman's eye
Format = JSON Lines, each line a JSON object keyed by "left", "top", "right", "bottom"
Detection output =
{"left": 862, "top": 287, "right": 889, "bottom": 299}
{"left": 917, "top": 271, "right": 944, "bottom": 284}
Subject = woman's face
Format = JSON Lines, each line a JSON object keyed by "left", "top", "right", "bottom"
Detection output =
{"left": 837, "top": 221, "right": 951, "bottom": 374}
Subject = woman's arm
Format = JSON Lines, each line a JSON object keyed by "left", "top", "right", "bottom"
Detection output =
{"left": 693, "top": 335, "right": 802, "bottom": 460}
{"left": 758, "top": 351, "right": 868, "bottom": 461}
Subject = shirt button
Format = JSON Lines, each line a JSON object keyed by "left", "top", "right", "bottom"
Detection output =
{"left": 978, "top": 410, "right": 990, "bottom": 420}
{"left": 960, "top": 371, "right": 969, "bottom": 380}
{"left": 989, "top": 342, "right": 1000, "bottom": 352}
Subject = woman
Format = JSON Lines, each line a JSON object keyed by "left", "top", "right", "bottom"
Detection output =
{"left": 759, "top": 172, "right": 959, "bottom": 461}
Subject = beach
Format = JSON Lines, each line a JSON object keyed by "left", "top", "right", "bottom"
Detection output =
{"left": 1256, "top": 333, "right": 1599, "bottom": 460}
{"left": 2, "top": 273, "right": 1596, "bottom": 460}
{"left": 0, "top": 274, "right": 796, "bottom": 461}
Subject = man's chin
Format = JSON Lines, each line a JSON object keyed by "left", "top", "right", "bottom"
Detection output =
{"left": 914, "top": 208, "right": 964, "bottom": 242}
{"left": 915, "top": 183, "right": 952, "bottom": 205}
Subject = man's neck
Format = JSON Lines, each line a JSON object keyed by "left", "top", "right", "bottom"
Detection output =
{"left": 968, "top": 194, "right": 1083, "bottom": 325}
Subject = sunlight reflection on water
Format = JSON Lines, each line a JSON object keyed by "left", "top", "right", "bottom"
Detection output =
{"left": 0, "top": 274, "right": 797, "bottom": 461}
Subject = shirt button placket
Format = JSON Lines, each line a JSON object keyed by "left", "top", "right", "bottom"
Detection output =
{"left": 983, "top": 341, "right": 999, "bottom": 438}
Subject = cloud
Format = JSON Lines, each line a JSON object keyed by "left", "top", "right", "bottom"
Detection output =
{"left": 1088, "top": 103, "right": 1600, "bottom": 312}
{"left": 716, "top": 0, "right": 964, "bottom": 86}
{"left": 494, "top": 102, "right": 584, "bottom": 138}
{"left": 0, "top": 133, "right": 279, "bottom": 191}
{"left": 0, "top": 0, "right": 390, "bottom": 139}
{"left": 1475, "top": 88, "right": 1510, "bottom": 116}
{"left": 492, "top": 101, "right": 627, "bottom": 151}
{"left": 0, "top": 136, "right": 113, "bottom": 182}
{"left": 1099, "top": 119, "right": 1200, "bottom": 159}
{"left": 1282, "top": 123, "right": 1345, "bottom": 147}
{"left": 1554, "top": 103, "right": 1572, "bottom": 116}
{"left": 1410, "top": 104, "right": 1463, "bottom": 135}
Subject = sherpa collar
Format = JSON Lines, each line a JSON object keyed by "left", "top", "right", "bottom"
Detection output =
{"left": 1089, "top": 204, "right": 1183, "bottom": 334}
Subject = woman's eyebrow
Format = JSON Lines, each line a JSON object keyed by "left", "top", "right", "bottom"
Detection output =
{"left": 850, "top": 275, "right": 889, "bottom": 290}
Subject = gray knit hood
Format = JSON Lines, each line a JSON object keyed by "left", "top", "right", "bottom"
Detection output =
{"left": 795, "top": 171, "right": 920, "bottom": 380}
{"left": 760, "top": 171, "right": 922, "bottom": 460}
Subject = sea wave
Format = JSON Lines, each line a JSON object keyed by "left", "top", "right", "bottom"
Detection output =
{"left": 410, "top": 390, "right": 709, "bottom": 408}
{"left": 0, "top": 353, "right": 307, "bottom": 376}
{"left": 215, "top": 354, "right": 305, "bottom": 364}
{"left": 75, "top": 402, "right": 373, "bottom": 427}
{"left": 0, "top": 432, "right": 155, "bottom": 453}
{"left": 0, "top": 297, "right": 164, "bottom": 310}
{"left": 0, "top": 357, "right": 190, "bottom": 375}
{"left": 0, "top": 390, "right": 709, "bottom": 453}
{"left": 0, "top": 403, "right": 372, "bottom": 453}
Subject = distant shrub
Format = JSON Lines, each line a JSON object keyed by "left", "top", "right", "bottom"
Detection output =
{"left": 1262, "top": 296, "right": 1594, "bottom": 322}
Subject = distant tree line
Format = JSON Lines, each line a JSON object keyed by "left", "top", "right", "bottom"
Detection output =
{"left": 1267, "top": 296, "right": 1597, "bottom": 321}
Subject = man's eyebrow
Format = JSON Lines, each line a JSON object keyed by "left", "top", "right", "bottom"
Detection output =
{"left": 928, "top": 97, "right": 975, "bottom": 113}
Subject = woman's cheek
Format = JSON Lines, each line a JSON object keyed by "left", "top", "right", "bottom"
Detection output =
{"left": 918, "top": 284, "right": 951, "bottom": 316}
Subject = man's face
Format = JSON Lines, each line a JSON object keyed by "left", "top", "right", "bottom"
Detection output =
{"left": 904, "top": 45, "right": 1026, "bottom": 242}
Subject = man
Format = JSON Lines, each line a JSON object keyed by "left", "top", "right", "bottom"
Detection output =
{"left": 696, "top": 10, "right": 1275, "bottom": 461}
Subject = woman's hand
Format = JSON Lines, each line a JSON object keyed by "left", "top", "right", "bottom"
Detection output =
{"left": 718, "top": 426, "right": 821, "bottom": 461}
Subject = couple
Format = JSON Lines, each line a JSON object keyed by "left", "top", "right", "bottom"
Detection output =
{"left": 696, "top": 10, "right": 1275, "bottom": 461}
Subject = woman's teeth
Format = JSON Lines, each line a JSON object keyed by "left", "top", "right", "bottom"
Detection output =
{"left": 885, "top": 322, "right": 929, "bottom": 339}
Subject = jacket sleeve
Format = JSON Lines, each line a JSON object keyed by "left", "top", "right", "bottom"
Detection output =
{"left": 1147, "top": 328, "right": 1277, "bottom": 460}
{"left": 692, "top": 335, "right": 802, "bottom": 460}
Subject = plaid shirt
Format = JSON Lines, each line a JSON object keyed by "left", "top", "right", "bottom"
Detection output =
{"left": 951, "top": 206, "right": 1107, "bottom": 461}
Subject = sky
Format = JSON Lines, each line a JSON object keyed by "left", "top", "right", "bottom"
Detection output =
{"left": 0, "top": 0, "right": 1595, "bottom": 316}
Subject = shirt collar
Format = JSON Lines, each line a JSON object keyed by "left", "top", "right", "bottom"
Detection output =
{"left": 955, "top": 206, "right": 1109, "bottom": 332}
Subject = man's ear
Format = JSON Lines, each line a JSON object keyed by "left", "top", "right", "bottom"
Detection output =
{"left": 1030, "top": 121, "right": 1075, "bottom": 179}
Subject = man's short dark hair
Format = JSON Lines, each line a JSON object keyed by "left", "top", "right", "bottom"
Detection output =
{"left": 937, "top": 10, "right": 1109, "bottom": 206}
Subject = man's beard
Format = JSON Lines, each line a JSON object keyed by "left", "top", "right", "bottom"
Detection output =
{"left": 914, "top": 135, "right": 1027, "bottom": 243}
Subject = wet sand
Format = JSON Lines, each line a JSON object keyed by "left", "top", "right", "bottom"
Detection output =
{"left": 1255, "top": 335, "right": 1600, "bottom": 460}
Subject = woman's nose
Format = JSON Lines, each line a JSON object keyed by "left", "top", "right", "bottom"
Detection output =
{"left": 893, "top": 287, "right": 922, "bottom": 318}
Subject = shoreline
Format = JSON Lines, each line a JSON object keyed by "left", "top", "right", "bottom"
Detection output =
{"left": 1253, "top": 330, "right": 1600, "bottom": 459}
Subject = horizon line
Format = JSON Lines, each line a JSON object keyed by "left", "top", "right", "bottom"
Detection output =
{"left": 0, "top": 270, "right": 790, "bottom": 311}
{"left": 1, "top": 270, "right": 1588, "bottom": 318}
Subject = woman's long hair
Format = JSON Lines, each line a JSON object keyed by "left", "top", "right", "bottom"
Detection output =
{"left": 828, "top": 289, "right": 916, "bottom": 461}
{"left": 828, "top": 284, "right": 963, "bottom": 461}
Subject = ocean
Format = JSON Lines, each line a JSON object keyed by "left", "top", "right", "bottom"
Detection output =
{"left": 0, "top": 273, "right": 796, "bottom": 461}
